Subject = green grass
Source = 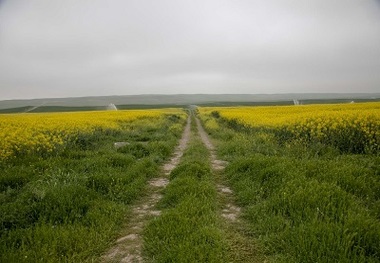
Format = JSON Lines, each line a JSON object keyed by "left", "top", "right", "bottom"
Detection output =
{"left": 3, "top": 106, "right": 378, "bottom": 262}
{"left": 200, "top": 111, "right": 380, "bottom": 263}
{"left": 143, "top": 115, "right": 227, "bottom": 262}
{"left": 0, "top": 114, "right": 186, "bottom": 262}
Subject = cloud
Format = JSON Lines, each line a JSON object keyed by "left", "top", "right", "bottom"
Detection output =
{"left": 0, "top": 0, "right": 379, "bottom": 99}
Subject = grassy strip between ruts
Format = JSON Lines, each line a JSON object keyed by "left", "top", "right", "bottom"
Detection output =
{"left": 143, "top": 114, "right": 227, "bottom": 262}
{"left": 199, "top": 110, "right": 380, "bottom": 263}
{"left": 0, "top": 113, "right": 186, "bottom": 262}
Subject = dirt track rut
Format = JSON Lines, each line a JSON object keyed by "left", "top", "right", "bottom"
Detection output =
{"left": 102, "top": 113, "right": 245, "bottom": 262}
{"left": 195, "top": 116, "right": 241, "bottom": 222}
{"left": 101, "top": 115, "right": 191, "bottom": 263}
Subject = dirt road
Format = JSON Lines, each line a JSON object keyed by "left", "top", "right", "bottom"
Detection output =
{"left": 101, "top": 115, "right": 191, "bottom": 263}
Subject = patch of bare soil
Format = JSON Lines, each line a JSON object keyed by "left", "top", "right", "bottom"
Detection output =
{"left": 216, "top": 184, "right": 241, "bottom": 222}
{"left": 101, "top": 116, "right": 191, "bottom": 263}
{"left": 195, "top": 117, "right": 229, "bottom": 170}
{"left": 162, "top": 116, "right": 191, "bottom": 175}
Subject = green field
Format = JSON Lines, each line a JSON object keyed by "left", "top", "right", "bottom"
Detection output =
{"left": 199, "top": 107, "right": 380, "bottom": 262}
{"left": 1, "top": 105, "right": 379, "bottom": 262}
{"left": 0, "top": 113, "right": 185, "bottom": 262}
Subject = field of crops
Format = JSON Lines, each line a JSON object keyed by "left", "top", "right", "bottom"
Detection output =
{"left": 201, "top": 102, "right": 380, "bottom": 154}
{"left": 0, "top": 109, "right": 186, "bottom": 262}
{"left": 1, "top": 103, "right": 379, "bottom": 262}
{"left": 199, "top": 103, "right": 380, "bottom": 262}
{"left": 0, "top": 110, "right": 184, "bottom": 160}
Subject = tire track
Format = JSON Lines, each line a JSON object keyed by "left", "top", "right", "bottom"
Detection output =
{"left": 101, "top": 115, "right": 191, "bottom": 263}
{"left": 195, "top": 116, "right": 240, "bottom": 221}
{"left": 195, "top": 115, "right": 263, "bottom": 262}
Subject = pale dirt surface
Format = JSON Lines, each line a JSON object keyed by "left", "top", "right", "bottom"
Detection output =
{"left": 222, "top": 203, "right": 242, "bottom": 222}
{"left": 217, "top": 184, "right": 233, "bottom": 194}
{"left": 162, "top": 116, "right": 191, "bottom": 175}
{"left": 195, "top": 117, "right": 229, "bottom": 171}
{"left": 101, "top": 116, "right": 191, "bottom": 263}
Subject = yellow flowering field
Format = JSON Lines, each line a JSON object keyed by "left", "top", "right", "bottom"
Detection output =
{"left": 200, "top": 102, "right": 380, "bottom": 153}
{"left": 0, "top": 109, "right": 182, "bottom": 160}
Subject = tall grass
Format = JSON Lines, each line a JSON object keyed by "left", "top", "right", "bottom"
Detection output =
{"left": 200, "top": 110, "right": 380, "bottom": 262}
{"left": 0, "top": 114, "right": 185, "bottom": 262}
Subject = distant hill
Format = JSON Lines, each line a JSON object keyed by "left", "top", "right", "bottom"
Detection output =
{"left": 0, "top": 93, "right": 379, "bottom": 113}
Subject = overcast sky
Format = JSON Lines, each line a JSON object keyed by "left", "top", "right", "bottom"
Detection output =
{"left": 0, "top": 0, "right": 380, "bottom": 100}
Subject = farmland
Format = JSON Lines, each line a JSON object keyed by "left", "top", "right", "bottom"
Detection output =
{"left": 201, "top": 102, "right": 379, "bottom": 154}
{"left": 199, "top": 102, "right": 380, "bottom": 262}
{"left": 0, "top": 109, "right": 187, "bottom": 262}
{"left": 1, "top": 102, "right": 379, "bottom": 262}
{"left": 0, "top": 110, "right": 174, "bottom": 160}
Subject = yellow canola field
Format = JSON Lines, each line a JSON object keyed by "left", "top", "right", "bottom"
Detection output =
{"left": 200, "top": 102, "right": 380, "bottom": 153}
{"left": 0, "top": 109, "right": 175, "bottom": 160}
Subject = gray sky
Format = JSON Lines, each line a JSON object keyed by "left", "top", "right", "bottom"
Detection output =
{"left": 0, "top": 0, "right": 380, "bottom": 100}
